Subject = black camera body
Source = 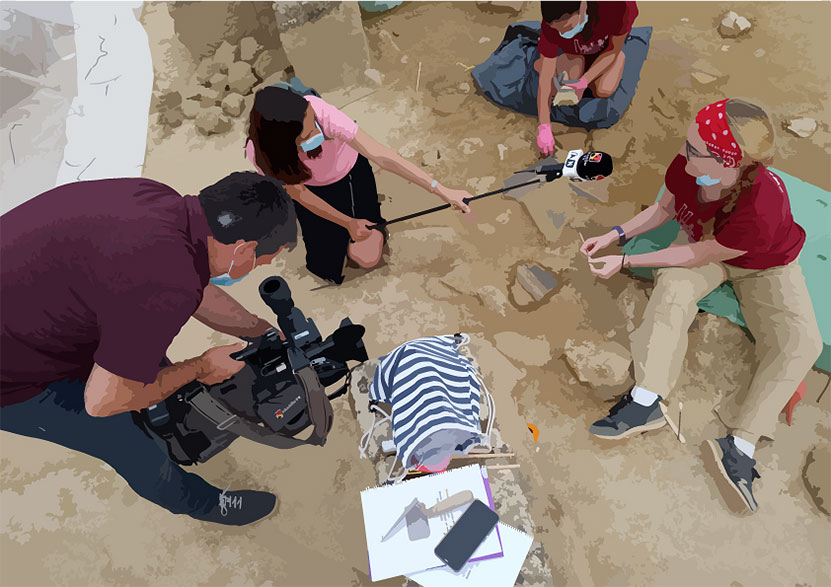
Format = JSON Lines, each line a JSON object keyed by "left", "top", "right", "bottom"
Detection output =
{"left": 139, "top": 276, "right": 368, "bottom": 465}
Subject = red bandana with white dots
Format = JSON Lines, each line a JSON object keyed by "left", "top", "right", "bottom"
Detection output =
{"left": 695, "top": 99, "right": 742, "bottom": 168}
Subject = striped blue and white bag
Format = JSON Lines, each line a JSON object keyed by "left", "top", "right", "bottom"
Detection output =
{"left": 360, "top": 334, "right": 494, "bottom": 482}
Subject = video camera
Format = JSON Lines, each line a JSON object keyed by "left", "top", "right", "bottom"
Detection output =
{"left": 139, "top": 276, "right": 369, "bottom": 466}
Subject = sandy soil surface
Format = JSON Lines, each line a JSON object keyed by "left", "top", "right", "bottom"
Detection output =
{"left": 2, "top": 2, "right": 830, "bottom": 586}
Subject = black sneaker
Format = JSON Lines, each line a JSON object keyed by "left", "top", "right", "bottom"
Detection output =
{"left": 191, "top": 485, "right": 278, "bottom": 526}
{"left": 589, "top": 393, "right": 666, "bottom": 439}
{"left": 703, "top": 436, "right": 761, "bottom": 513}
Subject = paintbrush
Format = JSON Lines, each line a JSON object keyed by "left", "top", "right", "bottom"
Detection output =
{"left": 659, "top": 402, "right": 686, "bottom": 444}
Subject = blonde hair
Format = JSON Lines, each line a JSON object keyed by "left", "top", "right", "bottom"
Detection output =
{"left": 724, "top": 98, "right": 776, "bottom": 165}
{"left": 701, "top": 99, "right": 776, "bottom": 236}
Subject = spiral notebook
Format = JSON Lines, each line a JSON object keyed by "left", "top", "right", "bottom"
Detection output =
{"left": 360, "top": 465, "right": 503, "bottom": 582}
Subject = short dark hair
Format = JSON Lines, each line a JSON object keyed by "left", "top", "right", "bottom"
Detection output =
{"left": 198, "top": 171, "right": 297, "bottom": 256}
{"left": 541, "top": 1, "right": 580, "bottom": 23}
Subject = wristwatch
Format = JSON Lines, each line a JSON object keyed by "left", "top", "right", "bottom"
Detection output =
{"left": 612, "top": 225, "right": 627, "bottom": 246}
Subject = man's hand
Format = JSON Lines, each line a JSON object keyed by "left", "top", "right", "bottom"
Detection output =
{"left": 347, "top": 218, "right": 374, "bottom": 241}
{"left": 196, "top": 342, "right": 248, "bottom": 386}
{"left": 580, "top": 231, "right": 618, "bottom": 257}
{"left": 587, "top": 255, "right": 624, "bottom": 279}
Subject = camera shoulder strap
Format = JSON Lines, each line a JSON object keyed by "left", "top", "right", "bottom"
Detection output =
{"left": 189, "top": 390, "right": 310, "bottom": 450}
{"left": 294, "top": 365, "right": 334, "bottom": 446}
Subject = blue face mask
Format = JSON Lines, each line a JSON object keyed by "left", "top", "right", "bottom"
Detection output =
{"left": 300, "top": 121, "right": 324, "bottom": 152}
{"left": 695, "top": 174, "right": 722, "bottom": 186}
{"left": 210, "top": 244, "right": 249, "bottom": 287}
{"left": 559, "top": 11, "right": 588, "bottom": 39}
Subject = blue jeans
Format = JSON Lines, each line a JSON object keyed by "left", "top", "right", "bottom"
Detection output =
{"left": 0, "top": 379, "right": 220, "bottom": 517}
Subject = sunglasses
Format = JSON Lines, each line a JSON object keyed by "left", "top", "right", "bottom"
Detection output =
{"left": 685, "top": 140, "right": 724, "bottom": 164}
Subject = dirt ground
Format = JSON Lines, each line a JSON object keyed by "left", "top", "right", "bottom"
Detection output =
{"left": 2, "top": 2, "right": 830, "bottom": 586}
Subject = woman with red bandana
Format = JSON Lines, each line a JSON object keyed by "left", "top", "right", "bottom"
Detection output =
{"left": 579, "top": 99, "right": 822, "bottom": 513}
{"left": 535, "top": 1, "right": 639, "bottom": 155}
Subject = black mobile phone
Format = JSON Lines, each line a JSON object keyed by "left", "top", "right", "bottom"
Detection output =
{"left": 434, "top": 499, "right": 500, "bottom": 572}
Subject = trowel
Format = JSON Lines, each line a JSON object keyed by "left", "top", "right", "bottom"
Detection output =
{"left": 381, "top": 490, "right": 475, "bottom": 542}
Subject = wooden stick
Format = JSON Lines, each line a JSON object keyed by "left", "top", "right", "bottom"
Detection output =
{"left": 488, "top": 464, "right": 520, "bottom": 471}
{"left": 659, "top": 402, "right": 686, "bottom": 444}
{"left": 451, "top": 452, "right": 515, "bottom": 461}
{"left": 416, "top": 61, "right": 422, "bottom": 92}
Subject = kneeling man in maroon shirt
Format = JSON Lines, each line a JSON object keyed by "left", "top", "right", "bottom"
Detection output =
{"left": 0, "top": 171, "right": 297, "bottom": 525}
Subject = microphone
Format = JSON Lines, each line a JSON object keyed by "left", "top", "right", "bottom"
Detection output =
{"left": 535, "top": 150, "right": 613, "bottom": 182}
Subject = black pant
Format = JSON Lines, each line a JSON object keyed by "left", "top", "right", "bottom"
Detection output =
{"left": 0, "top": 379, "right": 220, "bottom": 517}
{"left": 298, "top": 155, "right": 385, "bottom": 284}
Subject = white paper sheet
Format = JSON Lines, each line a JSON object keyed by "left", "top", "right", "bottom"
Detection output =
{"left": 406, "top": 522, "right": 533, "bottom": 587}
{"left": 360, "top": 465, "right": 503, "bottom": 582}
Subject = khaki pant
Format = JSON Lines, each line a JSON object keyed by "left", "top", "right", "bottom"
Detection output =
{"left": 630, "top": 243, "right": 823, "bottom": 443}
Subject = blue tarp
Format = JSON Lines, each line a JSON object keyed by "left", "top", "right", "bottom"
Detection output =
{"left": 623, "top": 172, "right": 831, "bottom": 372}
{"left": 472, "top": 22, "right": 652, "bottom": 130}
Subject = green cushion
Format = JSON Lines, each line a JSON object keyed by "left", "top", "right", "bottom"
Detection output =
{"left": 622, "top": 172, "right": 830, "bottom": 372}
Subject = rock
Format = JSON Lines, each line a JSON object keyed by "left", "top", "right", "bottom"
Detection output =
{"left": 226, "top": 61, "right": 257, "bottom": 95}
{"left": 422, "top": 150, "right": 440, "bottom": 167}
{"left": 479, "top": 36, "right": 491, "bottom": 44}
{"left": 721, "top": 45, "right": 730, "bottom": 52}
{"left": 239, "top": 36, "right": 261, "bottom": 62}
{"left": 195, "top": 107, "right": 232, "bottom": 135}
{"left": 181, "top": 99, "right": 201, "bottom": 119}
{"left": 477, "top": 223, "right": 496, "bottom": 235}
{"left": 466, "top": 176, "right": 496, "bottom": 193}
{"left": 494, "top": 332, "right": 552, "bottom": 367}
{"left": 785, "top": 117, "right": 817, "bottom": 138}
{"left": 497, "top": 144, "right": 508, "bottom": 160}
{"left": 252, "top": 48, "right": 291, "bottom": 80}
{"left": 754, "top": 48, "right": 766, "bottom": 57}
{"left": 476, "top": 1, "right": 526, "bottom": 15}
{"left": 458, "top": 137, "right": 485, "bottom": 155}
{"left": 515, "top": 263, "right": 558, "bottom": 302}
{"left": 195, "top": 58, "right": 224, "bottom": 84}
{"left": 275, "top": 1, "right": 371, "bottom": 93}
{"left": 213, "top": 40, "right": 236, "bottom": 70}
{"left": 186, "top": 87, "right": 220, "bottom": 107}
{"left": 563, "top": 339, "right": 634, "bottom": 399}
{"left": 691, "top": 71, "right": 719, "bottom": 88}
{"left": 364, "top": 68, "right": 384, "bottom": 85}
{"left": 157, "top": 91, "right": 182, "bottom": 110}
{"left": 510, "top": 279, "right": 536, "bottom": 308}
{"left": 458, "top": 82, "right": 471, "bottom": 93}
{"left": 221, "top": 92, "right": 246, "bottom": 117}
{"left": 476, "top": 286, "right": 509, "bottom": 317}
{"left": 718, "top": 11, "right": 751, "bottom": 38}
{"left": 803, "top": 444, "right": 830, "bottom": 515}
{"left": 207, "top": 72, "right": 228, "bottom": 90}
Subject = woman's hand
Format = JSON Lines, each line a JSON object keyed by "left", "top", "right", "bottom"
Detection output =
{"left": 580, "top": 230, "right": 618, "bottom": 257}
{"left": 537, "top": 123, "right": 556, "bottom": 156}
{"left": 587, "top": 255, "right": 624, "bottom": 279}
{"left": 437, "top": 187, "right": 473, "bottom": 213}
{"left": 347, "top": 218, "right": 375, "bottom": 242}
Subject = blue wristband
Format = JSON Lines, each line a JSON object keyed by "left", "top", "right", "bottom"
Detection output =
{"left": 612, "top": 225, "right": 626, "bottom": 247}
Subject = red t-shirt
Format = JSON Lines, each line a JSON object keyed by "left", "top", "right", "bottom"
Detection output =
{"left": 539, "top": 1, "right": 638, "bottom": 58}
{"left": 0, "top": 179, "right": 211, "bottom": 406}
{"left": 664, "top": 154, "right": 805, "bottom": 270}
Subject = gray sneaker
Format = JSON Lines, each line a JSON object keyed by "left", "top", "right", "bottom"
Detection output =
{"left": 703, "top": 436, "right": 761, "bottom": 513}
{"left": 589, "top": 393, "right": 666, "bottom": 439}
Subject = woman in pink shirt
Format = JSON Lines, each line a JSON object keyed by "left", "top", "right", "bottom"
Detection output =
{"left": 246, "top": 86, "right": 472, "bottom": 284}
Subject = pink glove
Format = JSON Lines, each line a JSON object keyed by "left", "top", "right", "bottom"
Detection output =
{"left": 565, "top": 77, "right": 588, "bottom": 90}
{"left": 536, "top": 123, "right": 556, "bottom": 156}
